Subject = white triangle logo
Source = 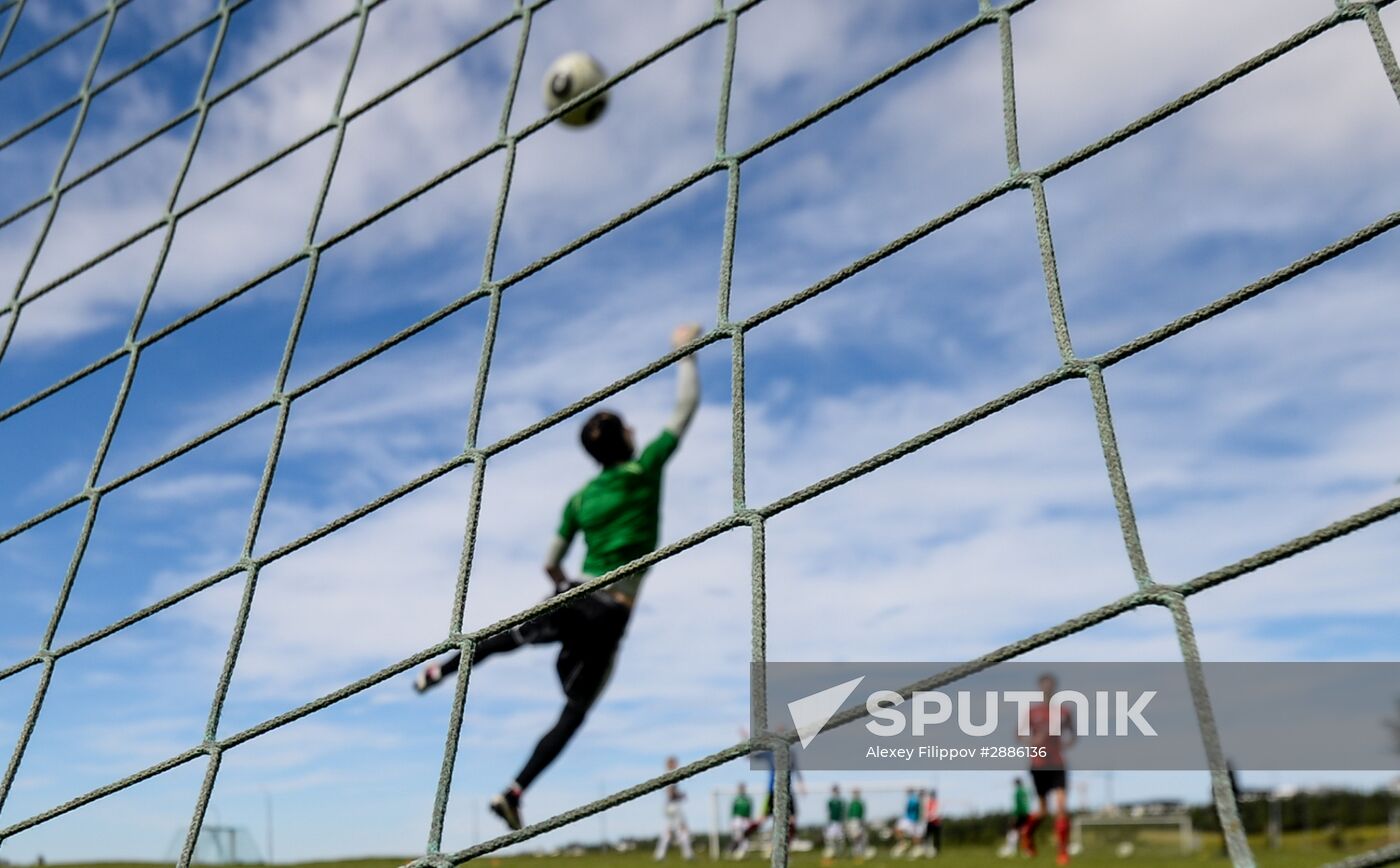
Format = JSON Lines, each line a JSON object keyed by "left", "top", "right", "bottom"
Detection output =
{"left": 787, "top": 676, "right": 866, "bottom": 749}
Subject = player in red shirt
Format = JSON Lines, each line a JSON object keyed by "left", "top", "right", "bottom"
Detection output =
{"left": 1019, "top": 673, "right": 1075, "bottom": 864}
{"left": 921, "top": 788, "right": 943, "bottom": 856}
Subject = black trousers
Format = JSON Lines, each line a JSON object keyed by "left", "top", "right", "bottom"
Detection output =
{"left": 925, "top": 821, "right": 942, "bottom": 851}
{"left": 440, "top": 586, "right": 630, "bottom": 790}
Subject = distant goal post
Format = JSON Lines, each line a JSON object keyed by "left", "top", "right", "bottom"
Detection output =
{"left": 1070, "top": 812, "right": 1197, "bottom": 856}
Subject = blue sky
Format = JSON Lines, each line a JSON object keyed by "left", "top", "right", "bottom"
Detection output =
{"left": 2, "top": 0, "right": 1400, "bottom": 861}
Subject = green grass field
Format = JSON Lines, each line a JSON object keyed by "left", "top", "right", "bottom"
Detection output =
{"left": 25, "top": 827, "right": 1399, "bottom": 868}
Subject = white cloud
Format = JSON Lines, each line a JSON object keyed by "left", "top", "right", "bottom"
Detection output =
{"left": 723, "top": 0, "right": 978, "bottom": 153}
{"left": 1103, "top": 244, "right": 1400, "bottom": 586}
{"left": 6, "top": 231, "right": 159, "bottom": 349}
{"left": 1008, "top": 0, "right": 1333, "bottom": 169}
{"left": 130, "top": 470, "right": 258, "bottom": 503}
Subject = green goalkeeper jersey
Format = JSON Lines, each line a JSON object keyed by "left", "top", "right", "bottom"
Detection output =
{"left": 732, "top": 793, "right": 752, "bottom": 819}
{"left": 827, "top": 797, "right": 845, "bottom": 823}
{"left": 848, "top": 798, "right": 865, "bottom": 821}
{"left": 558, "top": 431, "right": 678, "bottom": 592}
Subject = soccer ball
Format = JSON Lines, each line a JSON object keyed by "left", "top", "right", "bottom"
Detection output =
{"left": 1115, "top": 841, "right": 1135, "bottom": 858}
{"left": 542, "top": 52, "right": 608, "bottom": 127}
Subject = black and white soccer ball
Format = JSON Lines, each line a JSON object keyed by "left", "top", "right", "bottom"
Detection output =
{"left": 542, "top": 51, "right": 608, "bottom": 127}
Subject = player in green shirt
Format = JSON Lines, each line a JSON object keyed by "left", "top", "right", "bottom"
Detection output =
{"left": 846, "top": 788, "right": 869, "bottom": 859}
{"left": 1000, "top": 777, "right": 1032, "bottom": 857}
{"left": 414, "top": 323, "right": 702, "bottom": 831}
{"left": 1013, "top": 776, "right": 1032, "bottom": 855}
{"left": 732, "top": 785, "right": 753, "bottom": 821}
{"left": 823, "top": 784, "right": 847, "bottom": 858}
{"left": 828, "top": 790, "right": 846, "bottom": 823}
{"left": 729, "top": 783, "right": 753, "bottom": 858}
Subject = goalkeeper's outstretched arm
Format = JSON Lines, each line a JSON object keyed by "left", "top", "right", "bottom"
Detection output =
{"left": 540, "top": 323, "right": 700, "bottom": 585}
{"left": 544, "top": 535, "right": 571, "bottom": 587}
{"left": 666, "top": 322, "right": 702, "bottom": 440}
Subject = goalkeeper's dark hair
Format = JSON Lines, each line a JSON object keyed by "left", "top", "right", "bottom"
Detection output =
{"left": 581, "top": 410, "right": 632, "bottom": 466}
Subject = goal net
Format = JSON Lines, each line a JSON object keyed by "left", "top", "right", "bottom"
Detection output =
{"left": 0, "top": 1, "right": 1398, "bottom": 868}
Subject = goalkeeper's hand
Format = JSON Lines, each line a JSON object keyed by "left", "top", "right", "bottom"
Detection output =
{"left": 545, "top": 564, "right": 570, "bottom": 590}
{"left": 671, "top": 322, "right": 702, "bottom": 349}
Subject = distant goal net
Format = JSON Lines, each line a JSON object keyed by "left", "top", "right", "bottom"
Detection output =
{"left": 164, "top": 823, "right": 265, "bottom": 865}
{"left": 1070, "top": 812, "right": 1197, "bottom": 857}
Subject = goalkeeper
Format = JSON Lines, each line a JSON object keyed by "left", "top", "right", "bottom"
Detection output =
{"left": 415, "top": 323, "right": 703, "bottom": 830}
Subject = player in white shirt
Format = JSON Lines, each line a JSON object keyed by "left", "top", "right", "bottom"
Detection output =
{"left": 892, "top": 788, "right": 923, "bottom": 858}
{"left": 654, "top": 756, "right": 694, "bottom": 861}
